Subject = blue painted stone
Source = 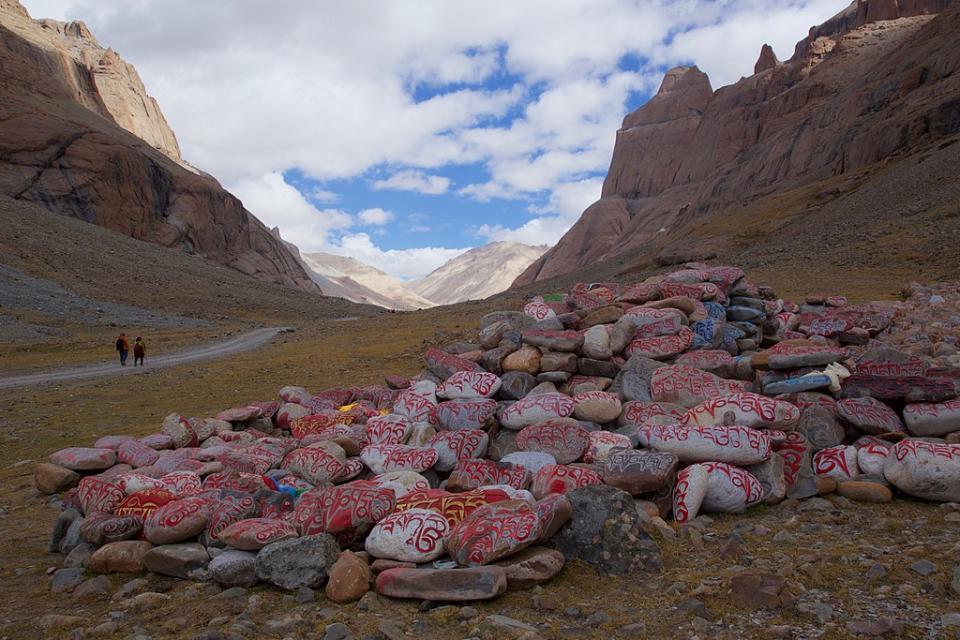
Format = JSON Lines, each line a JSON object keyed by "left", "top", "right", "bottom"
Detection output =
{"left": 690, "top": 319, "right": 723, "bottom": 349}
{"left": 704, "top": 302, "right": 726, "bottom": 322}
{"left": 763, "top": 374, "right": 833, "bottom": 395}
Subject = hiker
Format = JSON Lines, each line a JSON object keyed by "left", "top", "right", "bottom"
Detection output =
{"left": 115, "top": 333, "right": 129, "bottom": 366}
{"left": 133, "top": 336, "right": 146, "bottom": 367}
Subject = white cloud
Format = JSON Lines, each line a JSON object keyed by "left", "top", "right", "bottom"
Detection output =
{"left": 373, "top": 170, "right": 451, "bottom": 195}
{"left": 326, "top": 233, "right": 467, "bottom": 280}
{"left": 357, "top": 208, "right": 394, "bottom": 226}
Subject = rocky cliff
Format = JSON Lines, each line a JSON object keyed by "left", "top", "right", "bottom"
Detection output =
{"left": 515, "top": 0, "right": 960, "bottom": 287}
{"left": 0, "top": 0, "right": 318, "bottom": 292}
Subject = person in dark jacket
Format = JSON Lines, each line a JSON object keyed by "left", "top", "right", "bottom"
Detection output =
{"left": 133, "top": 336, "right": 146, "bottom": 366}
{"left": 116, "top": 333, "right": 130, "bottom": 366}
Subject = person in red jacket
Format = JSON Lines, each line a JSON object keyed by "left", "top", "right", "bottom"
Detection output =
{"left": 133, "top": 336, "right": 146, "bottom": 366}
{"left": 115, "top": 333, "right": 130, "bottom": 366}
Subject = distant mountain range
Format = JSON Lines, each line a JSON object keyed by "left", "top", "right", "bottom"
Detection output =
{"left": 289, "top": 241, "right": 547, "bottom": 309}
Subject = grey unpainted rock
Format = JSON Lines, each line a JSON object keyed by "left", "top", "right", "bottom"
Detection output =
{"left": 551, "top": 484, "right": 662, "bottom": 576}
{"left": 143, "top": 543, "right": 209, "bottom": 579}
{"left": 208, "top": 550, "right": 259, "bottom": 588}
{"left": 51, "top": 567, "right": 86, "bottom": 593}
{"left": 255, "top": 533, "right": 340, "bottom": 590}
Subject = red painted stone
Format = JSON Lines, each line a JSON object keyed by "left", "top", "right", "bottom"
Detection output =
{"left": 530, "top": 464, "right": 603, "bottom": 500}
{"left": 76, "top": 476, "right": 124, "bottom": 515}
{"left": 291, "top": 485, "right": 396, "bottom": 539}
{"left": 217, "top": 518, "right": 299, "bottom": 550}
{"left": 446, "top": 499, "right": 541, "bottom": 566}
{"left": 447, "top": 459, "right": 531, "bottom": 492}
{"left": 114, "top": 488, "right": 177, "bottom": 519}
{"left": 395, "top": 488, "right": 511, "bottom": 527}
{"left": 205, "top": 494, "right": 258, "bottom": 543}
{"left": 515, "top": 420, "right": 590, "bottom": 464}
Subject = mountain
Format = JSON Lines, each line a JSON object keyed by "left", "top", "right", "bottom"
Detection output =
{"left": 411, "top": 242, "right": 548, "bottom": 305}
{"left": 298, "top": 250, "right": 436, "bottom": 311}
{"left": 0, "top": 0, "right": 318, "bottom": 292}
{"left": 515, "top": 0, "right": 960, "bottom": 290}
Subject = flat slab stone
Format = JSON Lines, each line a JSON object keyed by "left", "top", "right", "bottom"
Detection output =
{"left": 903, "top": 399, "right": 960, "bottom": 437}
{"left": 837, "top": 397, "right": 905, "bottom": 435}
{"left": 841, "top": 375, "right": 957, "bottom": 403}
{"left": 375, "top": 566, "right": 507, "bottom": 601}
{"left": 49, "top": 447, "right": 116, "bottom": 471}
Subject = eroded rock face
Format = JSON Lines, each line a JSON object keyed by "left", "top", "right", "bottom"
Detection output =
{"left": 514, "top": 2, "right": 960, "bottom": 286}
{"left": 0, "top": 2, "right": 317, "bottom": 292}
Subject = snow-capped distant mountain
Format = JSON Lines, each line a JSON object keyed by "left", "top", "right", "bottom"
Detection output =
{"left": 410, "top": 242, "right": 548, "bottom": 305}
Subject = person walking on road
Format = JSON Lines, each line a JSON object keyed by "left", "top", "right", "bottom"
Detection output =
{"left": 115, "top": 333, "right": 130, "bottom": 366}
{"left": 133, "top": 336, "right": 146, "bottom": 367}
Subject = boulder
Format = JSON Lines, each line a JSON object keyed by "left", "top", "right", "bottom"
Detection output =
{"left": 255, "top": 533, "right": 341, "bottom": 590}
{"left": 551, "top": 485, "right": 661, "bottom": 575}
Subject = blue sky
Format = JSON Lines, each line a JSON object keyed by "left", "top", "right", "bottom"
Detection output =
{"left": 25, "top": 0, "right": 848, "bottom": 279}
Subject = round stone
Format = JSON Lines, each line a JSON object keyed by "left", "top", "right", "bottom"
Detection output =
{"left": 572, "top": 391, "right": 622, "bottom": 423}
{"left": 49, "top": 447, "right": 116, "bottom": 471}
{"left": 446, "top": 500, "right": 540, "bottom": 566}
{"left": 515, "top": 420, "right": 590, "bottom": 464}
{"left": 365, "top": 508, "right": 451, "bottom": 562}
{"left": 218, "top": 518, "right": 299, "bottom": 551}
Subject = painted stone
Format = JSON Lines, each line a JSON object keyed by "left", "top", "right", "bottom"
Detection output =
{"left": 161, "top": 413, "right": 197, "bottom": 448}
{"left": 681, "top": 392, "right": 800, "bottom": 430}
{"left": 650, "top": 365, "right": 748, "bottom": 409}
{"left": 857, "top": 443, "right": 890, "bottom": 476}
{"left": 533, "top": 493, "right": 572, "bottom": 541}
{"left": 201, "top": 470, "right": 268, "bottom": 494}
{"left": 499, "top": 451, "right": 556, "bottom": 476}
{"left": 292, "top": 485, "right": 396, "bottom": 539}
{"left": 837, "top": 397, "right": 906, "bottom": 435}
{"left": 93, "top": 435, "right": 134, "bottom": 450}
{"left": 160, "top": 471, "right": 202, "bottom": 497}
{"left": 841, "top": 374, "right": 957, "bottom": 404}
{"left": 583, "top": 430, "right": 632, "bottom": 464}
{"left": 572, "top": 391, "right": 622, "bottom": 423}
{"left": 204, "top": 494, "right": 259, "bottom": 544}
{"left": 79, "top": 513, "right": 143, "bottom": 545}
{"left": 626, "top": 328, "right": 693, "bottom": 360}
{"left": 675, "top": 350, "right": 735, "bottom": 377}
{"left": 364, "top": 414, "right": 412, "bottom": 446}
{"left": 448, "top": 459, "right": 531, "bottom": 492}
{"left": 625, "top": 307, "right": 685, "bottom": 338}
{"left": 357, "top": 471, "right": 431, "bottom": 499}
{"left": 700, "top": 462, "right": 764, "bottom": 514}
{"left": 392, "top": 390, "right": 439, "bottom": 426}
{"left": 117, "top": 440, "right": 160, "bottom": 468}
{"left": 882, "top": 440, "right": 960, "bottom": 502}
{"left": 217, "top": 406, "right": 262, "bottom": 422}
{"left": 76, "top": 476, "right": 124, "bottom": 515}
{"left": 765, "top": 342, "right": 847, "bottom": 369}
{"left": 282, "top": 445, "right": 346, "bottom": 484}
{"left": 618, "top": 401, "right": 687, "bottom": 427}
{"left": 602, "top": 449, "right": 678, "bottom": 495}
{"left": 437, "top": 371, "right": 502, "bottom": 400}
{"left": 672, "top": 464, "right": 708, "bottom": 524}
{"left": 530, "top": 464, "right": 603, "bottom": 500}
{"left": 902, "top": 399, "right": 960, "bottom": 437}
{"left": 515, "top": 420, "right": 590, "bottom": 464}
{"left": 365, "top": 508, "right": 450, "bottom": 562}
{"left": 375, "top": 566, "right": 507, "bottom": 601}
{"left": 854, "top": 348, "right": 927, "bottom": 377}
{"left": 639, "top": 424, "right": 771, "bottom": 465}
{"left": 812, "top": 445, "right": 860, "bottom": 481}
{"left": 144, "top": 496, "right": 214, "bottom": 544}
{"left": 771, "top": 432, "right": 810, "bottom": 489}
{"left": 49, "top": 447, "right": 116, "bottom": 471}
{"left": 522, "top": 329, "right": 584, "bottom": 352}
{"left": 290, "top": 411, "right": 357, "bottom": 440}
{"left": 524, "top": 302, "right": 557, "bottom": 322}
{"left": 436, "top": 398, "right": 498, "bottom": 431}
{"left": 446, "top": 499, "right": 540, "bottom": 566}
{"left": 114, "top": 488, "right": 177, "bottom": 519}
{"left": 395, "top": 488, "right": 511, "bottom": 527}
{"left": 428, "top": 429, "right": 489, "bottom": 472}
{"left": 361, "top": 444, "right": 438, "bottom": 474}
{"left": 498, "top": 393, "right": 576, "bottom": 430}
{"left": 217, "top": 518, "right": 299, "bottom": 551}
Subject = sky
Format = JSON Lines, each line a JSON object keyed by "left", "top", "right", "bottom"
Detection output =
{"left": 24, "top": 0, "right": 848, "bottom": 280}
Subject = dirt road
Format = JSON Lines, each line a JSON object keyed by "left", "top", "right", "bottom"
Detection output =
{"left": 0, "top": 326, "right": 290, "bottom": 389}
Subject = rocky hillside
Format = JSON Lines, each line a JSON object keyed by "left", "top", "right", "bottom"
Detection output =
{"left": 515, "top": 0, "right": 960, "bottom": 288}
{"left": 299, "top": 250, "right": 437, "bottom": 311}
{"left": 0, "top": 0, "right": 318, "bottom": 293}
{"left": 412, "top": 242, "right": 548, "bottom": 305}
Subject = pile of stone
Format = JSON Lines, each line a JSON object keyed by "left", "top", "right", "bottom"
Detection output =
{"left": 37, "top": 263, "right": 960, "bottom": 603}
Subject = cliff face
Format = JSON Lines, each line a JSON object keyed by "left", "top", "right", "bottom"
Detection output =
{"left": 515, "top": 0, "right": 960, "bottom": 286}
{"left": 0, "top": 1, "right": 318, "bottom": 293}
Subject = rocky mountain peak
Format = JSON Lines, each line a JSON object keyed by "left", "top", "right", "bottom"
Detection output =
{"left": 754, "top": 44, "right": 779, "bottom": 74}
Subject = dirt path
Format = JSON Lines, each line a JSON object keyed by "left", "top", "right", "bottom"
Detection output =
{"left": 0, "top": 326, "right": 291, "bottom": 389}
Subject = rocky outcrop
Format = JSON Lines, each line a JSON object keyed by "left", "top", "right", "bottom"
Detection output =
{"left": 0, "top": 1, "right": 318, "bottom": 292}
{"left": 515, "top": 0, "right": 960, "bottom": 287}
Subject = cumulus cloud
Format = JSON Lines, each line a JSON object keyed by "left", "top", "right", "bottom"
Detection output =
{"left": 373, "top": 170, "right": 451, "bottom": 195}
{"left": 357, "top": 208, "right": 394, "bottom": 226}
{"left": 326, "top": 233, "right": 466, "bottom": 280}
